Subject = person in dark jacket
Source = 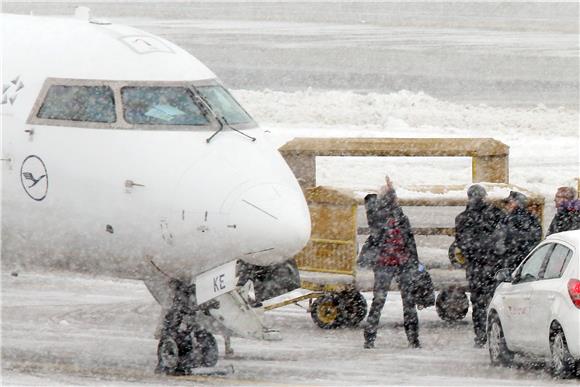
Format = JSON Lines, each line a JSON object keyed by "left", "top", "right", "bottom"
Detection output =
{"left": 496, "top": 191, "right": 543, "bottom": 272}
{"left": 357, "top": 194, "right": 383, "bottom": 268}
{"left": 362, "top": 177, "right": 421, "bottom": 349}
{"left": 548, "top": 187, "right": 580, "bottom": 235}
{"left": 454, "top": 184, "right": 504, "bottom": 347}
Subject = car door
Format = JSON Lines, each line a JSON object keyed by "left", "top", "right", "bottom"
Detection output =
{"left": 527, "top": 243, "right": 573, "bottom": 355}
{"left": 501, "top": 243, "right": 553, "bottom": 350}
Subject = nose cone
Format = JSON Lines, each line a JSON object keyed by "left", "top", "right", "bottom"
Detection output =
{"left": 230, "top": 184, "right": 311, "bottom": 266}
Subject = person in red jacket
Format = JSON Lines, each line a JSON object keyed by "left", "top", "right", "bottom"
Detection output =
{"left": 362, "top": 177, "right": 420, "bottom": 349}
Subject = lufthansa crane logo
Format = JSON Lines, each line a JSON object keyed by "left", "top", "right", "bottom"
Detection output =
{"left": 20, "top": 155, "right": 48, "bottom": 201}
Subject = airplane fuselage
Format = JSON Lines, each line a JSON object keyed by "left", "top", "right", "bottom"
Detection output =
{"left": 1, "top": 14, "right": 311, "bottom": 284}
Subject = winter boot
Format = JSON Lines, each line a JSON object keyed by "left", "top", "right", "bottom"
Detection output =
{"left": 363, "top": 329, "right": 376, "bottom": 349}
{"left": 404, "top": 322, "right": 420, "bottom": 349}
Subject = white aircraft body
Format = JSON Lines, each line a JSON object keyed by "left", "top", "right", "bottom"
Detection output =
{"left": 1, "top": 12, "right": 311, "bottom": 373}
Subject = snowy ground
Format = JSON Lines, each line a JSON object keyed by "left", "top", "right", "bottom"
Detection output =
{"left": 2, "top": 271, "right": 577, "bottom": 386}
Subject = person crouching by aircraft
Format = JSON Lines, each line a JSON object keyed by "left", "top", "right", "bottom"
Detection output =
{"left": 362, "top": 176, "right": 421, "bottom": 349}
{"left": 454, "top": 185, "right": 504, "bottom": 347}
{"left": 495, "top": 191, "right": 542, "bottom": 272}
{"left": 548, "top": 186, "right": 580, "bottom": 235}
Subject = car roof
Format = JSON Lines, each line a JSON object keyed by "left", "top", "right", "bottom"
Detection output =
{"left": 545, "top": 230, "right": 580, "bottom": 246}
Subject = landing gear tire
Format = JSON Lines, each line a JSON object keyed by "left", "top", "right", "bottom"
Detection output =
{"left": 194, "top": 330, "right": 219, "bottom": 368}
{"left": 156, "top": 281, "right": 220, "bottom": 375}
{"left": 550, "top": 328, "right": 576, "bottom": 378}
{"left": 311, "top": 293, "right": 345, "bottom": 329}
{"left": 158, "top": 330, "right": 219, "bottom": 374}
{"left": 341, "top": 291, "right": 367, "bottom": 327}
{"left": 156, "top": 335, "right": 180, "bottom": 374}
{"left": 487, "top": 314, "right": 513, "bottom": 367}
{"left": 435, "top": 288, "right": 469, "bottom": 322}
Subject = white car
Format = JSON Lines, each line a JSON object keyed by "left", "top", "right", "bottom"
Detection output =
{"left": 487, "top": 230, "right": 580, "bottom": 378}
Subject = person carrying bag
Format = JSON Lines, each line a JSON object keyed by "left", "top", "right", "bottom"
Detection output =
{"left": 361, "top": 177, "right": 423, "bottom": 349}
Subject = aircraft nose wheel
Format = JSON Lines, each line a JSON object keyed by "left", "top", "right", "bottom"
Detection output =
{"left": 192, "top": 330, "right": 219, "bottom": 368}
{"left": 157, "top": 330, "right": 219, "bottom": 375}
{"left": 156, "top": 281, "right": 220, "bottom": 375}
{"left": 156, "top": 335, "right": 180, "bottom": 374}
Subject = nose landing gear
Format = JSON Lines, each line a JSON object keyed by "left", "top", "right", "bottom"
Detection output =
{"left": 155, "top": 281, "right": 219, "bottom": 376}
{"left": 157, "top": 329, "right": 219, "bottom": 374}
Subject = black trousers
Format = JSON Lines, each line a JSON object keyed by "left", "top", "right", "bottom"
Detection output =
{"left": 466, "top": 265, "right": 495, "bottom": 345}
{"left": 364, "top": 265, "right": 419, "bottom": 345}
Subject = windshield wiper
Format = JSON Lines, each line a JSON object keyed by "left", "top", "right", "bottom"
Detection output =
{"left": 193, "top": 92, "right": 256, "bottom": 143}
{"left": 206, "top": 113, "right": 256, "bottom": 144}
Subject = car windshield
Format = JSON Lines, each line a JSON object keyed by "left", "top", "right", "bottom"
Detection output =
{"left": 121, "top": 86, "right": 209, "bottom": 126}
{"left": 195, "top": 85, "right": 253, "bottom": 125}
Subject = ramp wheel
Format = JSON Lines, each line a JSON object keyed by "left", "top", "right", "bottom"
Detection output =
{"left": 341, "top": 290, "right": 367, "bottom": 327}
{"left": 311, "top": 293, "right": 345, "bottom": 329}
{"left": 435, "top": 288, "right": 469, "bottom": 322}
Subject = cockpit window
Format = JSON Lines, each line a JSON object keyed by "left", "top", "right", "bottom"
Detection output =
{"left": 121, "top": 86, "right": 209, "bottom": 126}
{"left": 37, "top": 85, "right": 116, "bottom": 123}
{"left": 196, "top": 85, "right": 253, "bottom": 125}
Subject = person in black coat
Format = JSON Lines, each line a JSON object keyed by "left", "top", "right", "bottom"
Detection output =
{"left": 357, "top": 194, "right": 383, "bottom": 268}
{"left": 454, "top": 185, "right": 504, "bottom": 347}
{"left": 361, "top": 177, "right": 421, "bottom": 349}
{"left": 495, "top": 191, "right": 543, "bottom": 272}
{"left": 548, "top": 187, "right": 580, "bottom": 235}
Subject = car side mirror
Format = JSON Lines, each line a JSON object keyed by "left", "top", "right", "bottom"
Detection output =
{"left": 495, "top": 268, "right": 512, "bottom": 283}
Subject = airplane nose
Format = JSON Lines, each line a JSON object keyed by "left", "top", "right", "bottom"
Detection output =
{"left": 229, "top": 184, "right": 311, "bottom": 266}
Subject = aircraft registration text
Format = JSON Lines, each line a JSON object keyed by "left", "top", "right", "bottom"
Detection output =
{"left": 195, "top": 260, "right": 237, "bottom": 304}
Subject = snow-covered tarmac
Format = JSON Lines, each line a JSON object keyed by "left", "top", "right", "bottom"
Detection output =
{"left": 2, "top": 271, "right": 577, "bottom": 386}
